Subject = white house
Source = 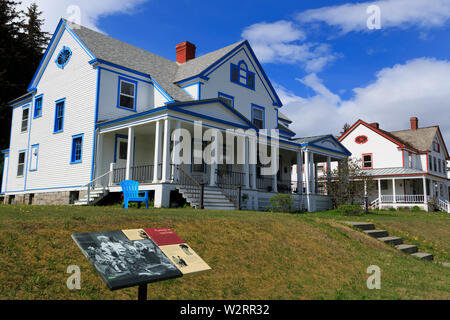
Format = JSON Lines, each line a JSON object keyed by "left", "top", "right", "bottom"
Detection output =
{"left": 1, "top": 19, "right": 350, "bottom": 212}
{"left": 336, "top": 118, "right": 450, "bottom": 212}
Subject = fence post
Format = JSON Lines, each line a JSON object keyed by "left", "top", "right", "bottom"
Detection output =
{"left": 200, "top": 183, "right": 205, "bottom": 209}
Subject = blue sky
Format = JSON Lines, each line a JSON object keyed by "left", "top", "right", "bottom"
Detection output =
{"left": 22, "top": 0, "right": 450, "bottom": 143}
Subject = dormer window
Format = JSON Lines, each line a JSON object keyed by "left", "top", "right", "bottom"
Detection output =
{"left": 230, "top": 61, "right": 255, "bottom": 90}
{"left": 433, "top": 140, "right": 440, "bottom": 153}
{"left": 117, "top": 77, "right": 137, "bottom": 111}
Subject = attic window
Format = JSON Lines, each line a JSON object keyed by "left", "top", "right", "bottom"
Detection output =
{"left": 230, "top": 60, "right": 255, "bottom": 90}
{"left": 118, "top": 77, "right": 137, "bottom": 111}
{"left": 55, "top": 46, "right": 72, "bottom": 69}
{"left": 433, "top": 140, "right": 440, "bottom": 153}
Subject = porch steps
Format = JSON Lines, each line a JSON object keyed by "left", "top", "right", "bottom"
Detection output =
{"left": 345, "top": 221, "right": 434, "bottom": 262}
{"left": 74, "top": 190, "right": 109, "bottom": 206}
{"left": 177, "top": 186, "right": 236, "bottom": 210}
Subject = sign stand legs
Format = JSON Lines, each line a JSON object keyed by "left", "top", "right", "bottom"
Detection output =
{"left": 138, "top": 284, "right": 148, "bottom": 300}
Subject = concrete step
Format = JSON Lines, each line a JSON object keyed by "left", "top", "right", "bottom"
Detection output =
{"left": 378, "top": 236, "right": 403, "bottom": 246}
{"left": 411, "top": 252, "right": 434, "bottom": 261}
{"left": 364, "top": 230, "right": 389, "bottom": 238}
{"left": 395, "top": 244, "right": 418, "bottom": 254}
{"left": 345, "top": 221, "right": 375, "bottom": 231}
{"left": 204, "top": 205, "right": 236, "bottom": 210}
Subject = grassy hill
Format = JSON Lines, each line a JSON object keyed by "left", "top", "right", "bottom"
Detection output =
{"left": 0, "top": 205, "right": 449, "bottom": 300}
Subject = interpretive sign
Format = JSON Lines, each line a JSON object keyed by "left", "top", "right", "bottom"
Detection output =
{"left": 72, "top": 227, "right": 211, "bottom": 293}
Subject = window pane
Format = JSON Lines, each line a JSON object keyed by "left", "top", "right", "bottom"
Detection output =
{"left": 21, "top": 108, "right": 29, "bottom": 132}
{"left": 247, "top": 73, "right": 255, "bottom": 89}
{"left": 119, "top": 141, "right": 128, "bottom": 160}
{"left": 254, "top": 108, "right": 263, "bottom": 120}
{"left": 121, "top": 81, "right": 135, "bottom": 96}
{"left": 253, "top": 119, "right": 263, "bottom": 129}
{"left": 120, "top": 95, "right": 134, "bottom": 109}
{"left": 231, "top": 66, "right": 238, "bottom": 82}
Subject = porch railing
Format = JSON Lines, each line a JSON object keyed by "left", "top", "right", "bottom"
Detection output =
{"left": 216, "top": 169, "right": 242, "bottom": 209}
{"left": 112, "top": 165, "right": 155, "bottom": 184}
{"left": 381, "top": 195, "right": 425, "bottom": 203}
{"left": 175, "top": 165, "right": 203, "bottom": 208}
{"left": 256, "top": 176, "right": 273, "bottom": 191}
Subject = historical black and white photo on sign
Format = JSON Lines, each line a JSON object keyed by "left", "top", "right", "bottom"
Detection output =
{"left": 72, "top": 230, "right": 182, "bottom": 290}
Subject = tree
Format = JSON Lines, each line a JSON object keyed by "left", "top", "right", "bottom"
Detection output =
{"left": 328, "top": 157, "right": 375, "bottom": 208}
{"left": 340, "top": 123, "right": 351, "bottom": 136}
{"left": 22, "top": 2, "right": 50, "bottom": 54}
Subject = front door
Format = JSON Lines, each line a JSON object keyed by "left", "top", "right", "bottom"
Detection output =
{"left": 115, "top": 136, "right": 129, "bottom": 169}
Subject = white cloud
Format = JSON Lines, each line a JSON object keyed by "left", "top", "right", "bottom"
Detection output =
{"left": 18, "top": 0, "right": 149, "bottom": 33}
{"left": 297, "top": 0, "right": 450, "bottom": 34}
{"left": 242, "top": 20, "right": 338, "bottom": 72}
{"left": 280, "top": 58, "right": 450, "bottom": 145}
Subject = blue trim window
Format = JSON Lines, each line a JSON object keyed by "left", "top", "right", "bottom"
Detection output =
{"left": 117, "top": 77, "right": 137, "bottom": 111}
{"left": 34, "top": 95, "right": 43, "bottom": 118}
{"left": 17, "top": 151, "right": 26, "bottom": 177}
{"left": 251, "top": 104, "right": 265, "bottom": 129}
{"left": 54, "top": 98, "right": 65, "bottom": 133}
{"left": 71, "top": 134, "right": 83, "bottom": 164}
{"left": 218, "top": 92, "right": 234, "bottom": 107}
{"left": 29, "top": 144, "right": 39, "bottom": 171}
{"left": 230, "top": 60, "right": 255, "bottom": 90}
{"left": 21, "top": 106, "right": 30, "bottom": 133}
{"left": 55, "top": 46, "right": 72, "bottom": 69}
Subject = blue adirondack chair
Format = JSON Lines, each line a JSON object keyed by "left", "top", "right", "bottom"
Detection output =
{"left": 120, "top": 180, "right": 149, "bottom": 209}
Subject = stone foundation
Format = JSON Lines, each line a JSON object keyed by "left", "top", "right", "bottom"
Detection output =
{"left": 4, "top": 190, "right": 85, "bottom": 206}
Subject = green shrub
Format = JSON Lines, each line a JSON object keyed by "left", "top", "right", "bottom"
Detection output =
{"left": 411, "top": 206, "right": 423, "bottom": 212}
{"left": 336, "top": 204, "right": 363, "bottom": 216}
{"left": 388, "top": 207, "right": 397, "bottom": 211}
{"left": 269, "top": 194, "right": 295, "bottom": 213}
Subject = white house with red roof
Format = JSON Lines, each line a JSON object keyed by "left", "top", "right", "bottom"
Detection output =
{"left": 338, "top": 117, "right": 450, "bottom": 212}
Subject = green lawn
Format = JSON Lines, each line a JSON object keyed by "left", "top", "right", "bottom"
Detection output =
{"left": 0, "top": 205, "right": 449, "bottom": 300}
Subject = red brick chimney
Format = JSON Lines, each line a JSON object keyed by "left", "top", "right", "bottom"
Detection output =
{"left": 176, "top": 41, "right": 196, "bottom": 64}
{"left": 410, "top": 117, "right": 419, "bottom": 130}
{"left": 369, "top": 122, "right": 379, "bottom": 129}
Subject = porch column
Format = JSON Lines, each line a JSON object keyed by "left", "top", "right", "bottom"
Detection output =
{"left": 297, "top": 150, "right": 303, "bottom": 194}
{"left": 244, "top": 136, "right": 250, "bottom": 189}
{"left": 392, "top": 178, "right": 396, "bottom": 203}
{"left": 172, "top": 120, "right": 181, "bottom": 182}
{"left": 310, "top": 152, "right": 315, "bottom": 195}
{"left": 250, "top": 136, "right": 257, "bottom": 190}
{"left": 271, "top": 143, "right": 278, "bottom": 193}
{"left": 378, "top": 179, "right": 382, "bottom": 205}
{"left": 209, "top": 129, "right": 219, "bottom": 187}
{"left": 326, "top": 156, "right": 331, "bottom": 195}
{"left": 153, "top": 120, "right": 162, "bottom": 183}
{"left": 304, "top": 150, "right": 311, "bottom": 195}
{"left": 161, "top": 119, "right": 171, "bottom": 183}
{"left": 95, "top": 132, "right": 104, "bottom": 179}
{"left": 423, "top": 176, "right": 428, "bottom": 208}
{"left": 125, "top": 127, "right": 134, "bottom": 180}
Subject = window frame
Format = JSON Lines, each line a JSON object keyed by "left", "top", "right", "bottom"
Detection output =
{"left": 70, "top": 134, "right": 84, "bottom": 164}
{"left": 218, "top": 92, "right": 234, "bottom": 108}
{"left": 33, "top": 94, "right": 43, "bottom": 119}
{"left": 230, "top": 60, "right": 255, "bottom": 90}
{"left": 117, "top": 76, "right": 138, "bottom": 112}
{"left": 362, "top": 153, "right": 373, "bottom": 169}
{"left": 53, "top": 98, "right": 65, "bottom": 134}
{"left": 21, "top": 106, "right": 30, "bottom": 133}
{"left": 251, "top": 104, "right": 265, "bottom": 129}
{"left": 17, "top": 150, "right": 26, "bottom": 177}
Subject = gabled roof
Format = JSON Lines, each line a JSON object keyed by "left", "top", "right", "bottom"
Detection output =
{"left": 67, "top": 20, "right": 192, "bottom": 102}
{"left": 174, "top": 41, "right": 245, "bottom": 82}
{"left": 294, "top": 135, "right": 352, "bottom": 156}
{"left": 391, "top": 126, "right": 438, "bottom": 151}
{"left": 339, "top": 119, "right": 418, "bottom": 152}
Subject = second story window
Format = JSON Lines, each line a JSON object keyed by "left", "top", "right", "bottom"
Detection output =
{"left": 34, "top": 95, "right": 43, "bottom": 118}
{"left": 252, "top": 105, "right": 264, "bottom": 129}
{"left": 429, "top": 155, "right": 433, "bottom": 171}
{"left": 71, "top": 134, "right": 83, "bottom": 164}
{"left": 434, "top": 157, "right": 437, "bottom": 172}
{"left": 433, "top": 140, "right": 440, "bottom": 153}
{"left": 54, "top": 99, "right": 65, "bottom": 133}
{"left": 230, "top": 61, "right": 255, "bottom": 90}
{"left": 17, "top": 151, "right": 25, "bottom": 176}
{"left": 362, "top": 154, "right": 373, "bottom": 169}
{"left": 21, "top": 107, "right": 29, "bottom": 133}
{"left": 118, "top": 77, "right": 137, "bottom": 111}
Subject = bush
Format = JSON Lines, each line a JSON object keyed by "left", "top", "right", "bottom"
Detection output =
{"left": 336, "top": 204, "right": 363, "bottom": 216}
{"left": 269, "top": 194, "right": 295, "bottom": 213}
{"left": 411, "top": 206, "right": 423, "bottom": 212}
{"left": 388, "top": 207, "right": 397, "bottom": 211}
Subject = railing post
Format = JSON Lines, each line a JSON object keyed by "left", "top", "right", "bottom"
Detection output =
{"left": 238, "top": 186, "right": 242, "bottom": 210}
{"left": 109, "top": 163, "right": 115, "bottom": 186}
{"left": 200, "top": 183, "right": 205, "bottom": 209}
{"left": 87, "top": 183, "right": 91, "bottom": 206}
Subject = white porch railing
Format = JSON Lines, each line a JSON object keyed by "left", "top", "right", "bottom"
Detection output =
{"left": 381, "top": 195, "right": 425, "bottom": 203}
{"left": 438, "top": 199, "right": 450, "bottom": 213}
{"left": 371, "top": 198, "right": 380, "bottom": 209}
